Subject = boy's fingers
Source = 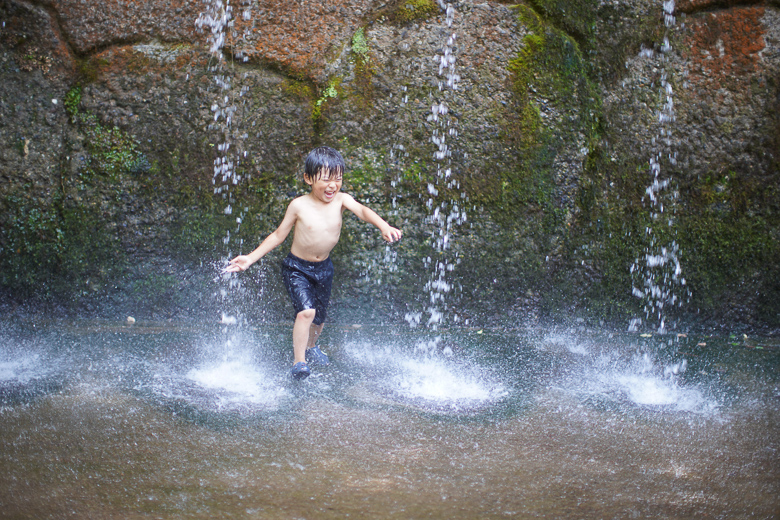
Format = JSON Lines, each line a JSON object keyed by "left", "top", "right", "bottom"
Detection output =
{"left": 223, "top": 262, "right": 242, "bottom": 272}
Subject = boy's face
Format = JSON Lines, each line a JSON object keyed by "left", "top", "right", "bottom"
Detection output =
{"left": 304, "top": 167, "right": 343, "bottom": 204}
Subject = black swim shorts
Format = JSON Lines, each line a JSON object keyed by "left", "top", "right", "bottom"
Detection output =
{"left": 280, "top": 253, "right": 334, "bottom": 325}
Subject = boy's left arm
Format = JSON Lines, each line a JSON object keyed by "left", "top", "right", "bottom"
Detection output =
{"left": 342, "top": 194, "right": 402, "bottom": 243}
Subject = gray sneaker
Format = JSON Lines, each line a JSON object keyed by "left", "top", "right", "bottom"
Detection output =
{"left": 290, "top": 362, "right": 311, "bottom": 380}
{"left": 305, "top": 346, "right": 330, "bottom": 367}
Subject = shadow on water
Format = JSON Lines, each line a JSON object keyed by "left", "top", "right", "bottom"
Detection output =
{"left": 1, "top": 318, "right": 778, "bottom": 518}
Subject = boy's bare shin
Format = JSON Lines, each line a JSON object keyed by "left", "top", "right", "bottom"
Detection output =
{"left": 292, "top": 309, "right": 316, "bottom": 363}
{"left": 307, "top": 323, "right": 324, "bottom": 349}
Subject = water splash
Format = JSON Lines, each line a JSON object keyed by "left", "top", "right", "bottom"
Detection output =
{"left": 594, "top": 352, "right": 716, "bottom": 414}
{"left": 148, "top": 333, "right": 290, "bottom": 413}
{"left": 185, "top": 357, "right": 289, "bottom": 410}
{"left": 0, "top": 354, "right": 46, "bottom": 383}
{"left": 345, "top": 340, "right": 508, "bottom": 412}
{"left": 629, "top": 0, "right": 691, "bottom": 334}
{"left": 0, "top": 335, "right": 66, "bottom": 405}
{"left": 542, "top": 332, "right": 719, "bottom": 415}
{"left": 391, "top": 358, "right": 504, "bottom": 407}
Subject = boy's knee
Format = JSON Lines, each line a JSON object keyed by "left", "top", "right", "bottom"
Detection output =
{"left": 296, "top": 308, "right": 317, "bottom": 321}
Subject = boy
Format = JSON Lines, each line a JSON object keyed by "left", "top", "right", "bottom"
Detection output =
{"left": 225, "top": 147, "right": 402, "bottom": 380}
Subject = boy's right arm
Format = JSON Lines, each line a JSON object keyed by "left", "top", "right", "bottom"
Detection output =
{"left": 224, "top": 201, "right": 298, "bottom": 272}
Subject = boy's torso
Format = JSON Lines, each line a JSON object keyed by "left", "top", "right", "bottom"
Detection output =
{"left": 289, "top": 193, "right": 344, "bottom": 262}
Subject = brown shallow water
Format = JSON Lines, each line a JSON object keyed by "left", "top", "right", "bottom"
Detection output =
{"left": 0, "top": 321, "right": 778, "bottom": 519}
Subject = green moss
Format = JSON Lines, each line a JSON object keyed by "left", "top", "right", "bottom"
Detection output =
{"left": 566, "top": 127, "right": 780, "bottom": 326}
{"left": 470, "top": 2, "right": 618, "bottom": 319}
{"left": 389, "top": 0, "right": 440, "bottom": 24}
{"left": 75, "top": 112, "right": 150, "bottom": 179}
{"left": 170, "top": 189, "right": 227, "bottom": 261}
{"left": 0, "top": 83, "right": 152, "bottom": 299}
{"left": 509, "top": 11, "right": 597, "bottom": 108}
{"left": 399, "top": 161, "right": 428, "bottom": 184}
{"left": 76, "top": 56, "right": 107, "bottom": 84}
{"left": 281, "top": 79, "right": 313, "bottom": 101}
{"left": 526, "top": 0, "right": 598, "bottom": 46}
{"left": 169, "top": 164, "right": 297, "bottom": 265}
{"left": 347, "top": 161, "right": 382, "bottom": 188}
{"left": 64, "top": 86, "right": 82, "bottom": 119}
{"left": 311, "top": 78, "right": 340, "bottom": 125}
{"left": 282, "top": 74, "right": 343, "bottom": 130}
{"left": 15, "top": 137, "right": 27, "bottom": 157}
{"left": 349, "top": 27, "right": 377, "bottom": 107}
{"left": 313, "top": 82, "right": 338, "bottom": 117}
{"left": 488, "top": 3, "right": 602, "bottom": 231}
{"left": 59, "top": 204, "right": 125, "bottom": 293}
{"left": 682, "top": 215, "right": 771, "bottom": 302}
{"left": 351, "top": 28, "right": 370, "bottom": 61}
{"left": 63, "top": 87, "right": 150, "bottom": 179}
{"left": 0, "top": 187, "right": 124, "bottom": 299}
{"left": 676, "top": 170, "right": 779, "bottom": 321}
{"left": 0, "top": 77, "right": 148, "bottom": 301}
{"left": 0, "top": 191, "right": 63, "bottom": 290}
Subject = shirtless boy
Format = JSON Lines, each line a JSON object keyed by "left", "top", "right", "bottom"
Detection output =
{"left": 225, "top": 147, "right": 403, "bottom": 380}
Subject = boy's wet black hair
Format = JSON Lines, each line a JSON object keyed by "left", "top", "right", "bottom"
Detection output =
{"left": 304, "top": 146, "right": 345, "bottom": 180}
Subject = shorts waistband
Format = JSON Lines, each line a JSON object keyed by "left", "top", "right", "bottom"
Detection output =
{"left": 285, "top": 252, "right": 331, "bottom": 267}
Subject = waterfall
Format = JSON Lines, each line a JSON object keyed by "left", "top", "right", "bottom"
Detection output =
{"left": 629, "top": 0, "right": 691, "bottom": 334}
{"left": 420, "top": 1, "right": 468, "bottom": 331}
{"left": 196, "top": 0, "right": 254, "bottom": 327}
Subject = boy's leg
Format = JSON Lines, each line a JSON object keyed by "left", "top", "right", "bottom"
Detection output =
{"left": 292, "top": 309, "right": 316, "bottom": 364}
{"left": 307, "top": 322, "right": 324, "bottom": 349}
{"left": 307, "top": 257, "right": 332, "bottom": 351}
{"left": 304, "top": 322, "right": 330, "bottom": 367}
{"left": 282, "top": 254, "right": 318, "bottom": 365}
{"left": 303, "top": 259, "right": 332, "bottom": 366}
{"left": 281, "top": 254, "right": 333, "bottom": 368}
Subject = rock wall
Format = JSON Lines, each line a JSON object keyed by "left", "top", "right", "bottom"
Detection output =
{"left": 0, "top": 0, "right": 778, "bottom": 332}
{"left": 589, "top": 0, "right": 780, "bottom": 328}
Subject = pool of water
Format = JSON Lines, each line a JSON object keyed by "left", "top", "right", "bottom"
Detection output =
{"left": 1, "top": 319, "right": 777, "bottom": 518}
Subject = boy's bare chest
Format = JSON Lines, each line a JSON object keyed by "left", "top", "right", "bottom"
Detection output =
{"left": 296, "top": 204, "right": 342, "bottom": 234}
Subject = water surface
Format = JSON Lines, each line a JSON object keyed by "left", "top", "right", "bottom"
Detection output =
{"left": 1, "top": 319, "right": 777, "bottom": 518}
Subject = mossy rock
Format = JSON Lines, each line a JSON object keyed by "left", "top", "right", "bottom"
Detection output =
{"left": 388, "top": 0, "right": 440, "bottom": 25}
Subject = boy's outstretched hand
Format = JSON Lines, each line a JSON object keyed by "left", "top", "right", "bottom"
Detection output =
{"left": 224, "top": 255, "right": 252, "bottom": 273}
{"left": 382, "top": 226, "right": 403, "bottom": 243}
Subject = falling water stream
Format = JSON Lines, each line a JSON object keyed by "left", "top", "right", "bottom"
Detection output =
{"left": 195, "top": 0, "right": 256, "bottom": 363}
{"left": 629, "top": 0, "right": 691, "bottom": 334}
{"left": 403, "top": 1, "right": 469, "bottom": 368}
{"left": 421, "top": 1, "right": 467, "bottom": 333}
